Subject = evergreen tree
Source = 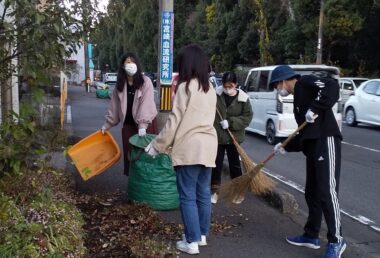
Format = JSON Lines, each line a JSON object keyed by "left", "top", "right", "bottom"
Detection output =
{"left": 91, "top": 0, "right": 380, "bottom": 77}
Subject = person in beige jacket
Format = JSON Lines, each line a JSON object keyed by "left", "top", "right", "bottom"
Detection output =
{"left": 145, "top": 44, "right": 217, "bottom": 255}
{"left": 101, "top": 52, "right": 157, "bottom": 175}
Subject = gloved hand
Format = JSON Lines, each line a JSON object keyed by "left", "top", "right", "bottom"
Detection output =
{"left": 220, "top": 120, "right": 229, "bottom": 130}
{"left": 138, "top": 128, "right": 146, "bottom": 137}
{"left": 101, "top": 126, "right": 107, "bottom": 135}
{"left": 274, "top": 142, "right": 286, "bottom": 155}
{"left": 305, "top": 109, "right": 316, "bottom": 123}
{"left": 145, "top": 143, "right": 159, "bottom": 158}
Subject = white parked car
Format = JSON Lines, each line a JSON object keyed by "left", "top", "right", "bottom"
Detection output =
{"left": 344, "top": 79, "right": 380, "bottom": 127}
{"left": 339, "top": 77, "right": 368, "bottom": 104}
{"left": 242, "top": 65, "right": 342, "bottom": 144}
{"left": 103, "top": 73, "right": 117, "bottom": 85}
{"left": 209, "top": 75, "right": 222, "bottom": 88}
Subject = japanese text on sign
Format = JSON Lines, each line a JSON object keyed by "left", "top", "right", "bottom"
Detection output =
{"left": 160, "top": 11, "right": 173, "bottom": 85}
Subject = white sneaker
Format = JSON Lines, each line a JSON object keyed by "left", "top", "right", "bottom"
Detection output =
{"left": 182, "top": 234, "right": 207, "bottom": 246}
{"left": 211, "top": 193, "right": 218, "bottom": 204}
{"left": 232, "top": 195, "right": 245, "bottom": 204}
{"left": 176, "top": 240, "right": 199, "bottom": 254}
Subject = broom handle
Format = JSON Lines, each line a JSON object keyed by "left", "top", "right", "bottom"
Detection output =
{"left": 260, "top": 115, "right": 318, "bottom": 165}
{"left": 216, "top": 107, "right": 315, "bottom": 166}
{"left": 216, "top": 108, "right": 240, "bottom": 146}
{"left": 259, "top": 121, "right": 308, "bottom": 165}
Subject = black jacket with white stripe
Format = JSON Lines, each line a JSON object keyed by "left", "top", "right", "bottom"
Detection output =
{"left": 285, "top": 75, "right": 342, "bottom": 152}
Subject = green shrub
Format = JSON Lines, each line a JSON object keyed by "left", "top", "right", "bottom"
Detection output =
{"left": 0, "top": 96, "right": 67, "bottom": 178}
{"left": 0, "top": 190, "right": 86, "bottom": 258}
{"left": 0, "top": 101, "right": 44, "bottom": 177}
{"left": 0, "top": 87, "right": 86, "bottom": 257}
{"left": 0, "top": 166, "right": 86, "bottom": 258}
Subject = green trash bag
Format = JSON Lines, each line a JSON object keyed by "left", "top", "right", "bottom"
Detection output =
{"left": 128, "top": 134, "right": 179, "bottom": 210}
{"left": 96, "top": 88, "right": 109, "bottom": 99}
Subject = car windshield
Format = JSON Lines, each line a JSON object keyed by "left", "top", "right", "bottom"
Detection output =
{"left": 353, "top": 79, "right": 368, "bottom": 86}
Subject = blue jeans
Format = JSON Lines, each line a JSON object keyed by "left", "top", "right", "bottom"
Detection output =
{"left": 175, "top": 165, "right": 212, "bottom": 243}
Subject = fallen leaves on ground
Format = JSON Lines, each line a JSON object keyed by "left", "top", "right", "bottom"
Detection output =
{"left": 75, "top": 191, "right": 239, "bottom": 257}
{"left": 75, "top": 191, "right": 181, "bottom": 258}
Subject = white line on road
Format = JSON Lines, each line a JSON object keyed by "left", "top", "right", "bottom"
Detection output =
{"left": 66, "top": 105, "right": 72, "bottom": 124}
{"left": 262, "top": 168, "right": 380, "bottom": 234}
{"left": 342, "top": 141, "right": 380, "bottom": 153}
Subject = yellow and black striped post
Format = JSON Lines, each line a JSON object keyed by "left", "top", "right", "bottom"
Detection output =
{"left": 160, "top": 85, "right": 172, "bottom": 112}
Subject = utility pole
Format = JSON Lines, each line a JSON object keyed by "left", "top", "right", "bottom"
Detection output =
{"left": 82, "top": 0, "right": 90, "bottom": 82}
{"left": 316, "top": 0, "right": 324, "bottom": 64}
{"left": 84, "top": 41, "right": 89, "bottom": 81}
{"left": 156, "top": 0, "right": 174, "bottom": 130}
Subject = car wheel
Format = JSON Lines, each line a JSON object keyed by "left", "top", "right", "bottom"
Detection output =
{"left": 345, "top": 107, "right": 357, "bottom": 127}
{"left": 266, "top": 121, "right": 279, "bottom": 145}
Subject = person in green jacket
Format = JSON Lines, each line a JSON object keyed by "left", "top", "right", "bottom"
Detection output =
{"left": 211, "top": 71, "right": 253, "bottom": 204}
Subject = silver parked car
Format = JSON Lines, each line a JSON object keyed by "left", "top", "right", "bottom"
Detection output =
{"left": 344, "top": 79, "right": 380, "bottom": 127}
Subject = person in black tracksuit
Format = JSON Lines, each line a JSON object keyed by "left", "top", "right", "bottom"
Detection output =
{"left": 271, "top": 65, "right": 346, "bottom": 258}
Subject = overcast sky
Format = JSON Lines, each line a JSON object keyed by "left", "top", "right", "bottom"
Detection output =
{"left": 98, "top": 0, "right": 109, "bottom": 13}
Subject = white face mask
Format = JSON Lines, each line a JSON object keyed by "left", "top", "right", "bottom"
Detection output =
{"left": 223, "top": 88, "right": 236, "bottom": 96}
{"left": 278, "top": 88, "right": 290, "bottom": 97}
{"left": 124, "top": 63, "right": 137, "bottom": 76}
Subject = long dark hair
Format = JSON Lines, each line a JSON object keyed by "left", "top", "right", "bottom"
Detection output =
{"left": 116, "top": 52, "right": 144, "bottom": 92}
{"left": 176, "top": 44, "right": 210, "bottom": 94}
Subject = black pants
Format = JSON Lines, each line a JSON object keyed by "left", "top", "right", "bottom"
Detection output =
{"left": 211, "top": 144, "right": 242, "bottom": 193}
{"left": 302, "top": 136, "right": 342, "bottom": 243}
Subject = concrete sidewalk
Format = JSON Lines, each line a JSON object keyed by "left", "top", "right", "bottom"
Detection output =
{"left": 64, "top": 85, "right": 362, "bottom": 258}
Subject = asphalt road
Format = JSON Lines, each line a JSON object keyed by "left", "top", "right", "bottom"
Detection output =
{"left": 241, "top": 123, "right": 380, "bottom": 255}
{"left": 67, "top": 86, "right": 128, "bottom": 193}
{"left": 66, "top": 85, "right": 379, "bottom": 257}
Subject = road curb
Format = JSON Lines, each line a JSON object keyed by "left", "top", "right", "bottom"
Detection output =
{"left": 260, "top": 188, "right": 299, "bottom": 215}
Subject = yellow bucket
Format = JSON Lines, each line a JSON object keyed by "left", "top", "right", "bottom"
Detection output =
{"left": 68, "top": 130, "right": 121, "bottom": 181}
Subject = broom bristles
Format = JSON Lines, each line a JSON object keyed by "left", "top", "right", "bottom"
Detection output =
{"left": 219, "top": 166, "right": 275, "bottom": 202}
{"left": 219, "top": 141, "right": 276, "bottom": 203}
{"left": 219, "top": 174, "right": 251, "bottom": 202}
{"left": 249, "top": 171, "right": 275, "bottom": 194}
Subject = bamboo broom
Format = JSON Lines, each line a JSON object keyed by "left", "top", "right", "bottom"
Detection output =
{"left": 217, "top": 107, "right": 312, "bottom": 202}
{"left": 215, "top": 108, "right": 276, "bottom": 201}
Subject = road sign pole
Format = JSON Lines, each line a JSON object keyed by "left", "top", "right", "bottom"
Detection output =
{"left": 158, "top": 0, "right": 174, "bottom": 112}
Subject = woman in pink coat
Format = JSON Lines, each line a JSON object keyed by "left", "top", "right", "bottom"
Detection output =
{"left": 101, "top": 53, "right": 158, "bottom": 175}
